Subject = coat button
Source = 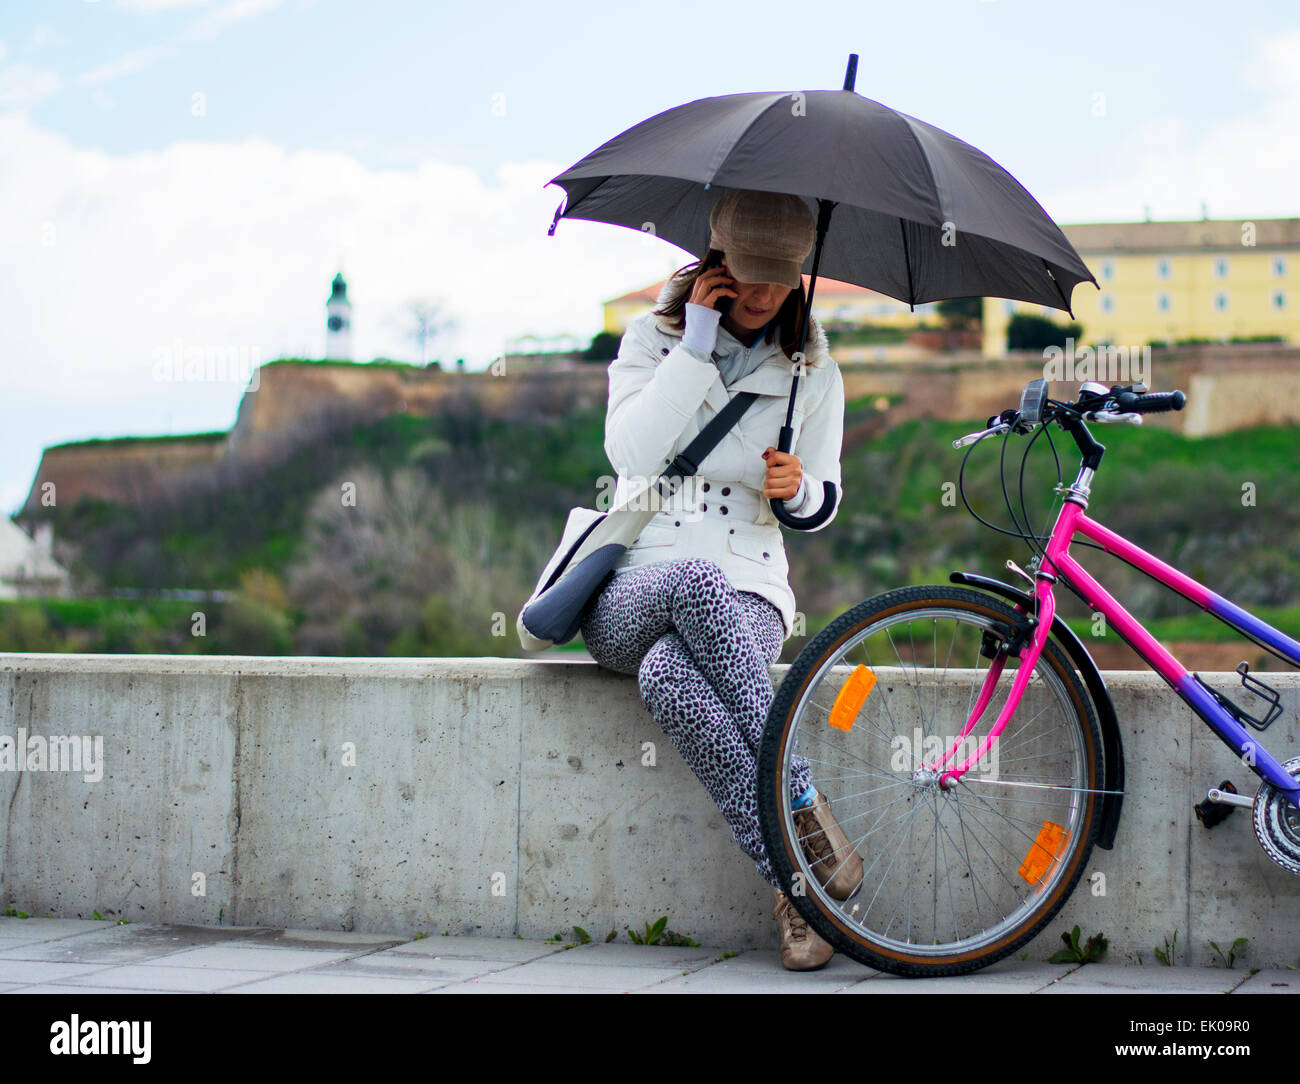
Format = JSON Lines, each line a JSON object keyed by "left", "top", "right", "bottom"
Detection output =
{"left": 720, "top": 506, "right": 728, "bottom": 515}
{"left": 721, "top": 486, "right": 730, "bottom": 496}
{"left": 729, "top": 528, "right": 735, "bottom": 534}
{"left": 701, "top": 503, "right": 707, "bottom": 512}
{"left": 675, "top": 520, "right": 681, "bottom": 526}
{"left": 762, "top": 551, "right": 770, "bottom": 559}
{"left": 661, "top": 347, "right": 670, "bottom": 355}
{"left": 702, "top": 483, "right": 710, "bottom": 492}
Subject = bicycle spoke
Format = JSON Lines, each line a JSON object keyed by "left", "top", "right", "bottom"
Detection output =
{"left": 758, "top": 589, "right": 1101, "bottom": 975}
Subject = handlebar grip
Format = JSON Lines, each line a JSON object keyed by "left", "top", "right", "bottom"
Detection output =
{"left": 1115, "top": 389, "right": 1186, "bottom": 414}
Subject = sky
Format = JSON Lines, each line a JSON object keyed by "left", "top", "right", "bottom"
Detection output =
{"left": 2, "top": 0, "right": 1299, "bottom": 518}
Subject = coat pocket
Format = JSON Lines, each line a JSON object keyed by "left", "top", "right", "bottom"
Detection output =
{"left": 726, "top": 529, "right": 787, "bottom": 574}
{"left": 629, "top": 522, "right": 676, "bottom": 550}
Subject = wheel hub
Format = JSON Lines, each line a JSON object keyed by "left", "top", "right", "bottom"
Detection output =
{"left": 910, "top": 767, "right": 938, "bottom": 788}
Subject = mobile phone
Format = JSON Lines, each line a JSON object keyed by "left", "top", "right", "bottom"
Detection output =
{"left": 702, "top": 250, "right": 734, "bottom": 315}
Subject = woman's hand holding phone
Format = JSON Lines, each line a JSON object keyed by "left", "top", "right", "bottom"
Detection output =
{"left": 690, "top": 261, "right": 737, "bottom": 313}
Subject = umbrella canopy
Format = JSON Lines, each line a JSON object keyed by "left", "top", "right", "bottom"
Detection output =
{"left": 546, "top": 77, "right": 1095, "bottom": 313}
{"left": 545, "top": 56, "right": 1096, "bottom": 528}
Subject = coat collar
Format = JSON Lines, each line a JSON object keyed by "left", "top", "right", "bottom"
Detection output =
{"left": 646, "top": 276, "right": 832, "bottom": 414}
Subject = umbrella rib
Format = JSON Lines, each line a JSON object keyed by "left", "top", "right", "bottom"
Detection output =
{"left": 1042, "top": 258, "right": 1075, "bottom": 319}
{"left": 899, "top": 220, "right": 915, "bottom": 311}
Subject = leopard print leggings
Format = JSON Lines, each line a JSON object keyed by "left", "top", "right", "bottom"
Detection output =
{"left": 578, "top": 557, "right": 813, "bottom": 888}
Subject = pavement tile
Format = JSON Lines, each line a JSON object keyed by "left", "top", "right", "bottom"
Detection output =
{"left": 1228, "top": 969, "right": 1300, "bottom": 994}
{"left": 0, "top": 922, "right": 1278, "bottom": 993}
{"left": 1042, "top": 965, "right": 1241, "bottom": 993}
{"left": 385, "top": 936, "right": 568, "bottom": 963}
{"left": 0, "top": 924, "right": 224, "bottom": 965}
{"left": 251, "top": 929, "right": 405, "bottom": 949}
{"left": 843, "top": 961, "right": 1075, "bottom": 993}
{"left": 321, "top": 954, "right": 509, "bottom": 983}
{"left": 477, "top": 959, "right": 687, "bottom": 991}
{"left": 6, "top": 985, "right": 155, "bottom": 994}
{"left": 430, "top": 982, "right": 609, "bottom": 993}
{"left": 146, "top": 945, "right": 357, "bottom": 972}
{"left": 647, "top": 953, "right": 867, "bottom": 992}
{"left": 0, "top": 918, "right": 116, "bottom": 939}
{"left": 59, "top": 964, "right": 274, "bottom": 993}
{"left": 220, "top": 972, "right": 441, "bottom": 994}
{"left": 541, "top": 942, "right": 719, "bottom": 969}
{"left": 0, "top": 960, "right": 116, "bottom": 985}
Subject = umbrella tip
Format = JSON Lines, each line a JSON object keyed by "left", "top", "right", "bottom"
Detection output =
{"left": 843, "top": 54, "right": 858, "bottom": 93}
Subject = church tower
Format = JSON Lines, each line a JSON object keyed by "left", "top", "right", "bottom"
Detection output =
{"left": 325, "top": 272, "right": 352, "bottom": 360}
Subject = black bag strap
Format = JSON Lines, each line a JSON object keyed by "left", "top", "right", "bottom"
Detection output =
{"left": 662, "top": 391, "right": 759, "bottom": 482}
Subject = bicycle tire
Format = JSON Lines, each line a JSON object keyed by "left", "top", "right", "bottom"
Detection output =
{"left": 758, "top": 585, "right": 1103, "bottom": 977}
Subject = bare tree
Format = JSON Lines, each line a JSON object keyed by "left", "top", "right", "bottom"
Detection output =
{"left": 401, "top": 300, "right": 457, "bottom": 366}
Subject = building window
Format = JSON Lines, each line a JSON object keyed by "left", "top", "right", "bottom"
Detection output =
{"left": 1274, "top": 256, "right": 1287, "bottom": 277}
{"left": 1214, "top": 292, "right": 1229, "bottom": 311}
{"left": 1100, "top": 261, "right": 1113, "bottom": 280}
{"left": 1214, "top": 258, "right": 1228, "bottom": 278}
{"left": 1156, "top": 259, "right": 1170, "bottom": 279}
{"left": 1273, "top": 291, "right": 1286, "bottom": 310}
{"left": 1100, "top": 295, "right": 1113, "bottom": 313}
{"left": 1157, "top": 293, "right": 1171, "bottom": 312}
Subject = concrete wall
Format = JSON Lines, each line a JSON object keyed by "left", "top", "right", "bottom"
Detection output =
{"left": 1, "top": 654, "right": 1298, "bottom": 968}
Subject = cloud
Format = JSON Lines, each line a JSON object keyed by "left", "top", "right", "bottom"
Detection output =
{"left": 0, "top": 63, "right": 61, "bottom": 107}
{"left": 0, "top": 110, "right": 674, "bottom": 415}
{"left": 69, "top": 0, "right": 280, "bottom": 93}
{"left": 115, "top": 0, "right": 212, "bottom": 11}
{"left": 203, "top": 0, "right": 282, "bottom": 26}
{"left": 25, "top": 25, "right": 56, "bottom": 52}
{"left": 1041, "top": 27, "right": 1300, "bottom": 222}
{"left": 74, "top": 45, "right": 176, "bottom": 87}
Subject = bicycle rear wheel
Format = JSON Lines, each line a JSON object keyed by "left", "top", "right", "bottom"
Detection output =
{"left": 758, "top": 585, "right": 1102, "bottom": 977}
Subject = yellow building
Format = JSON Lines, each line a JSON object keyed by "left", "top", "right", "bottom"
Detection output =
{"left": 604, "top": 277, "right": 939, "bottom": 336}
{"left": 983, "top": 218, "right": 1300, "bottom": 357}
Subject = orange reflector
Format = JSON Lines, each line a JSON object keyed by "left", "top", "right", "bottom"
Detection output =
{"left": 1018, "top": 821, "right": 1069, "bottom": 886}
{"left": 829, "top": 665, "right": 876, "bottom": 731}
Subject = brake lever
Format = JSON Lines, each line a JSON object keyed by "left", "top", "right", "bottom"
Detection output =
{"left": 1089, "top": 410, "right": 1143, "bottom": 425}
{"left": 953, "top": 422, "right": 1011, "bottom": 449}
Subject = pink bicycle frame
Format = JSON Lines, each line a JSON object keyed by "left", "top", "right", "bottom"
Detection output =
{"left": 930, "top": 500, "right": 1300, "bottom": 804}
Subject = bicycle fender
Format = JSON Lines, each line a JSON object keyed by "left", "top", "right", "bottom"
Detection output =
{"left": 949, "top": 570, "right": 1125, "bottom": 850}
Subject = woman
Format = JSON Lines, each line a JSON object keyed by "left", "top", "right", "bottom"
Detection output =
{"left": 578, "top": 188, "right": 862, "bottom": 971}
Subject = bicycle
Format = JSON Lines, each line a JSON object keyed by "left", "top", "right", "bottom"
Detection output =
{"left": 757, "top": 378, "right": 1300, "bottom": 977}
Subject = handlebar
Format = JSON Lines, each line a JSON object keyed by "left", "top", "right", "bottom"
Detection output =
{"left": 1114, "top": 389, "right": 1186, "bottom": 414}
{"left": 953, "top": 382, "right": 1186, "bottom": 448}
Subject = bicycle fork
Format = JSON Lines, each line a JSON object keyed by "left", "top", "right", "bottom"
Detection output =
{"left": 923, "top": 585, "right": 1057, "bottom": 789}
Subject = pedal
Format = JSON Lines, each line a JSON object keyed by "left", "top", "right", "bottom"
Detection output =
{"left": 1195, "top": 780, "right": 1246, "bottom": 829}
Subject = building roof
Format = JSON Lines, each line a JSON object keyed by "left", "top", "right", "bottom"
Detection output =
{"left": 1061, "top": 218, "right": 1300, "bottom": 254}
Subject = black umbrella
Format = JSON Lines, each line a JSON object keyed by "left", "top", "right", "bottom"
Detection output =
{"left": 546, "top": 54, "right": 1096, "bottom": 527}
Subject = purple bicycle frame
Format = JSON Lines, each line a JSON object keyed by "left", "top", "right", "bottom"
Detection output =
{"left": 933, "top": 501, "right": 1300, "bottom": 806}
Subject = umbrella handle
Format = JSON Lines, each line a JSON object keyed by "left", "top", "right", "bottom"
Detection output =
{"left": 768, "top": 424, "right": 838, "bottom": 529}
{"left": 770, "top": 196, "right": 839, "bottom": 530}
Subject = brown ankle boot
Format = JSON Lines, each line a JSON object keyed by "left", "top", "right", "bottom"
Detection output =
{"left": 772, "top": 888, "right": 833, "bottom": 971}
{"left": 794, "top": 791, "right": 864, "bottom": 901}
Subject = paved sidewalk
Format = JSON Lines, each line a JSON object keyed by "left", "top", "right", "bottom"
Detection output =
{"left": 0, "top": 916, "right": 1295, "bottom": 993}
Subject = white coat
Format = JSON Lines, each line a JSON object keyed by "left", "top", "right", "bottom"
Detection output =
{"left": 602, "top": 279, "right": 845, "bottom": 641}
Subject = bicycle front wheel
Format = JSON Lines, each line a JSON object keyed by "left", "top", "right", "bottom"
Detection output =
{"left": 758, "top": 585, "right": 1102, "bottom": 977}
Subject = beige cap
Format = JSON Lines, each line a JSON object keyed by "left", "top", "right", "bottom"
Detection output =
{"left": 708, "top": 188, "right": 816, "bottom": 289}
